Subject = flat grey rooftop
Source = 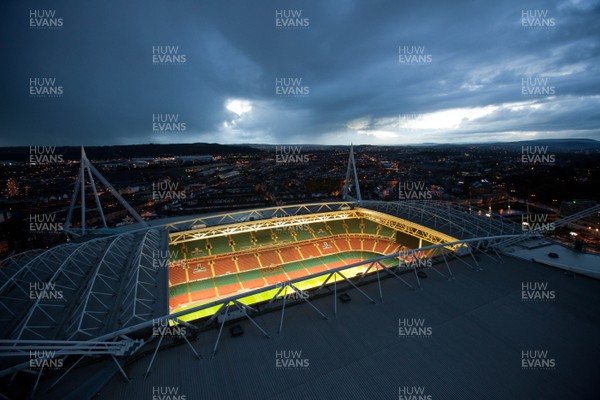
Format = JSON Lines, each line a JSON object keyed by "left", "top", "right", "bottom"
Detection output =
{"left": 507, "top": 241, "right": 600, "bottom": 278}
{"left": 96, "top": 254, "right": 600, "bottom": 400}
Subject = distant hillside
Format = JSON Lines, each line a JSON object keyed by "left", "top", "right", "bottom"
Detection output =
{"left": 385, "top": 138, "right": 600, "bottom": 151}
{"left": 0, "top": 143, "right": 265, "bottom": 162}
{"left": 484, "top": 138, "right": 600, "bottom": 150}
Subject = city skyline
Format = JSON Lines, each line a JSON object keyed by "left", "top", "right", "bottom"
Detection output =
{"left": 1, "top": 0, "right": 599, "bottom": 146}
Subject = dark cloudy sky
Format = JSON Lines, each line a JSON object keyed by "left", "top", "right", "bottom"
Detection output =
{"left": 1, "top": 0, "right": 599, "bottom": 146}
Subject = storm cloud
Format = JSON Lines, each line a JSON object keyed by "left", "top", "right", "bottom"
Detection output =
{"left": 1, "top": 0, "right": 599, "bottom": 146}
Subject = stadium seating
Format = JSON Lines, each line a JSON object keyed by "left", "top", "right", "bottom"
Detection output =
{"left": 258, "top": 249, "right": 280, "bottom": 268}
{"left": 169, "top": 264, "right": 188, "bottom": 286}
{"left": 345, "top": 219, "right": 361, "bottom": 234}
{"left": 333, "top": 237, "right": 350, "bottom": 251}
{"left": 187, "top": 240, "right": 208, "bottom": 258}
{"left": 189, "top": 279, "right": 218, "bottom": 301}
{"left": 186, "top": 259, "right": 212, "bottom": 280}
{"left": 349, "top": 237, "right": 363, "bottom": 251}
{"left": 321, "top": 255, "right": 348, "bottom": 270}
{"left": 169, "top": 216, "right": 425, "bottom": 310}
{"left": 212, "top": 256, "right": 237, "bottom": 276}
{"left": 169, "top": 243, "right": 187, "bottom": 261}
{"left": 208, "top": 236, "right": 232, "bottom": 256}
{"left": 327, "top": 220, "right": 346, "bottom": 235}
{"left": 373, "top": 240, "right": 390, "bottom": 254}
{"left": 362, "top": 219, "right": 379, "bottom": 235}
{"left": 215, "top": 274, "right": 243, "bottom": 294}
{"left": 298, "top": 243, "right": 321, "bottom": 259}
{"left": 236, "top": 253, "right": 261, "bottom": 272}
{"left": 318, "top": 240, "right": 337, "bottom": 255}
{"left": 279, "top": 246, "right": 302, "bottom": 263}
{"left": 378, "top": 224, "right": 396, "bottom": 239}
{"left": 232, "top": 233, "right": 254, "bottom": 251}
{"left": 169, "top": 282, "right": 188, "bottom": 300}
{"left": 282, "top": 261, "right": 311, "bottom": 279}
{"left": 272, "top": 227, "right": 294, "bottom": 243}
{"left": 311, "top": 222, "right": 330, "bottom": 238}
{"left": 292, "top": 227, "right": 314, "bottom": 241}
{"left": 253, "top": 229, "right": 275, "bottom": 246}
{"left": 237, "top": 270, "right": 266, "bottom": 289}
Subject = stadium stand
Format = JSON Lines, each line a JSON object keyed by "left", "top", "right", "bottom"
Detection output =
{"left": 345, "top": 218, "right": 361, "bottom": 234}
{"left": 236, "top": 253, "right": 261, "bottom": 272}
{"left": 207, "top": 235, "right": 231, "bottom": 255}
{"left": 168, "top": 216, "right": 416, "bottom": 312}
{"left": 327, "top": 220, "right": 346, "bottom": 235}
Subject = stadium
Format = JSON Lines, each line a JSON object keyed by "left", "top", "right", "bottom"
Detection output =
{"left": 1, "top": 147, "right": 599, "bottom": 400}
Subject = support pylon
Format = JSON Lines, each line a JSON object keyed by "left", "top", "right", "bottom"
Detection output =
{"left": 64, "top": 147, "right": 148, "bottom": 237}
{"left": 342, "top": 144, "right": 362, "bottom": 201}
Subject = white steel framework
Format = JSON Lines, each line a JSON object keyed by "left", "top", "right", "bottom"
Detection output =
{"left": 64, "top": 147, "right": 148, "bottom": 237}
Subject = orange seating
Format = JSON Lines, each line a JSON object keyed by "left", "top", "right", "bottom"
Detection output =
{"left": 319, "top": 240, "right": 337, "bottom": 255}
{"left": 349, "top": 238, "right": 362, "bottom": 250}
{"left": 169, "top": 294, "right": 189, "bottom": 308}
{"left": 299, "top": 243, "right": 320, "bottom": 258}
{"left": 186, "top": 259, "right": 213, "bottom": 281}
{"left": 279, "top": 246, "right": 302, "bottom": 263}
{"left": 190, "top": 287, "right": 217, "bottom": 301}
{"left": 373, "top": 240, "right": 390, "bottom": 254}
{"left": 216, "top": 282, "right": 242, "bottom": 296}
{"left": 236, "top": 253, "right": 260, "bottom": 272}
{"left": 212, "top": 256, "right": 237, "bottom": 275}
{"left": 259, "top": 250, "right": 280, "bottom": 268}
{"left": 334, "top": 238, "right": 350, "bottom": 251}
{"left": 169, "top": 265, "right": 188, "bottom": 286}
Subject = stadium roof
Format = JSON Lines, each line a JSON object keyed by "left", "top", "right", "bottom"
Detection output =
{"left": 87, "top": 255, "right": 600, "bottom": 399}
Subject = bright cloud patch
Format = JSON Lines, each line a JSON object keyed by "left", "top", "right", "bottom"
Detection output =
{"left": 225, "top": 99, "right": 252, "bottom": 116}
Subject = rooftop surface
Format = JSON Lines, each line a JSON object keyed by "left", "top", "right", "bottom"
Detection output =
{"left": 93, "top": 254, "right": 600, "bottom": 400}
{"left": 508, "top": 241, "right": 600, "bottom": 279}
